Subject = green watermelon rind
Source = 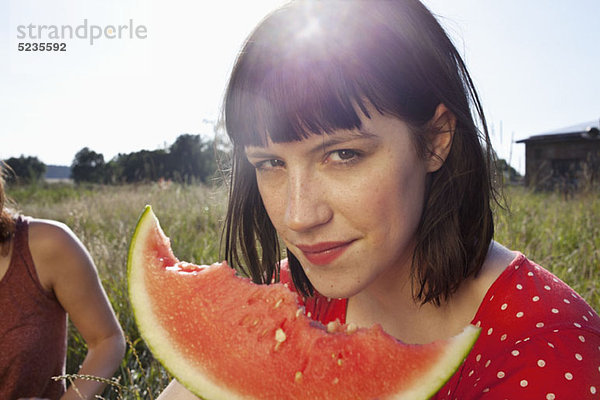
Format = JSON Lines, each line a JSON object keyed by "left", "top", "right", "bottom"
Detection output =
{"left": 128, "top": 205, "right": 481, "bottom": 400}
{"left": 397, "top": 325, "right": 480, "bottom": 399}
{"left": 127, "top": 206, "right": 246, "bottom": 400}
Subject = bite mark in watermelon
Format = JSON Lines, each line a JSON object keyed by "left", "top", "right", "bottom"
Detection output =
{"left": 128, "top": 206, "right": 480, "bottom": 400}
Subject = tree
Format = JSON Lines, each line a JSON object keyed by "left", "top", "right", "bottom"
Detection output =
{"left": 71, "top": 147, "right": 106, "bottom": 183}
{"left": 3, "top": 156, "right": 46, "bottom": 184}
{"left": 168, "top": 134, "right": 229, "bottom": 184}
{"left": 112, "top": 150, "right": 169, "bottom": 183}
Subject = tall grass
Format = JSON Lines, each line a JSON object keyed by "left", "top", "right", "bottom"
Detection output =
{"left": 495, "top": 186, "right": 600, "bottom": 310}
{"left": 7, "top": 182, "right": 599, "bottom": 397}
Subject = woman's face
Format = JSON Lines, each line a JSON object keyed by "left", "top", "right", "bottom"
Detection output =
{"left": 245, "top": 107, "right": 435, "bottom": 299}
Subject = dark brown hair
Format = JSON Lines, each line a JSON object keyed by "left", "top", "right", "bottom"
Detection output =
{"left": 222, "top": 0, "right": 499, "bottom": 305}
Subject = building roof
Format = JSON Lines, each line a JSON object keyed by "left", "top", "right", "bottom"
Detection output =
{"left": 517, "top": 119, "right": 600, "bottom": 143}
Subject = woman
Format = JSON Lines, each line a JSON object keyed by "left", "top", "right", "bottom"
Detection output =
{"left": 160, "top": 0, "right": 600, "bottom": 398}
{"left": 0, "top": 169, "right": 126, "bottom": 399}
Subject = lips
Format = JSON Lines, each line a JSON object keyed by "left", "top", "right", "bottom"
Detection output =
{"left": 296, "top": 241, "right": 354, "bottom": 266}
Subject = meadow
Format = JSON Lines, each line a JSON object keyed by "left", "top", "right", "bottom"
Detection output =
{"left": 7, "top": 182, "right": 600, "bottom": 398}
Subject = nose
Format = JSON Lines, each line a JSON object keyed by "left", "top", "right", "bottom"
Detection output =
{"left": 284, "top": 168, "right": 333, "bottom": 232}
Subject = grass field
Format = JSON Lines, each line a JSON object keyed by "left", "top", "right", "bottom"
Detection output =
{"left": 6, "top": 182, "right": 600, "bottom": 398}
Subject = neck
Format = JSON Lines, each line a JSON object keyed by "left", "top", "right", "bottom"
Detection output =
{"left": 345, "top": 257, "right": 472, "bottom": 344}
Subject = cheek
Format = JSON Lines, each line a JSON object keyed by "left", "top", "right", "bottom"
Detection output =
{"left": 343, "top": 164, "right": 427, "bottom": 236}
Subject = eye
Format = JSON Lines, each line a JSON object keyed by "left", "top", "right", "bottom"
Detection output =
{"left": 327, "top": 149, "right": 360, "bottom": 163}
{"left": 254, "top": 159, "right": 285, "bottom": 171}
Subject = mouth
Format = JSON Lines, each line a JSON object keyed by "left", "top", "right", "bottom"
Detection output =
{"left": 295, "top": 240, "right": 355, "bottom": 266}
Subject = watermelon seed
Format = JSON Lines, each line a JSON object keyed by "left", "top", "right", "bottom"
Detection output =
{"left": 346, "top": 323, "right": 358, "bottom": 334}
{"left": 326, "top": 320, "right": 341, "bottom": 333}
{"left": 295, "top": 309, "right": 303, "bottom": 318}
{"left": 294, "top": 371, "right": 303, "bottom": 383}
{"left": 274, "top": 299, "right": 283, "bottom": 309}
{"left": 275, "top": 328, "right": 287, "bottom": 343}
{"left": 332, "top": 377, "right": 339, "bottom": 385}
{"left": 274, "top": 328, "right": 287, "bottom": 351}
{"left": 337, "top": 359, "right": 343, "bottom": 366}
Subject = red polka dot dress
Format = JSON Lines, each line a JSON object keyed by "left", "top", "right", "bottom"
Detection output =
{"left": 280, "top": 253, "right": 600, "bottom": 399}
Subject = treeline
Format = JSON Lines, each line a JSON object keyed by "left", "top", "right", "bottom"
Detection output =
{"left": 2, "top": 134, "right": 229, "bottom": 185}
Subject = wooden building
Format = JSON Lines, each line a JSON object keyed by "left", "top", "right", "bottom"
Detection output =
{"left": 517, "top": 121, "right": 600, "bottom": 190}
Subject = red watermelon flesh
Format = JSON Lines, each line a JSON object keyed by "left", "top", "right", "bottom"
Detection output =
{"left": 128, "top": 206, "right": 480, "bottom": 400}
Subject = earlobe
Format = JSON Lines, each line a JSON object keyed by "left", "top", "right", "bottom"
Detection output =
{"left": 426, "top": 103, "right": 456, "bottom": 172}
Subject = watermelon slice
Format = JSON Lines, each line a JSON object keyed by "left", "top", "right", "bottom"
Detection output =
{"left": 128, "top": 206, "right": 480, "bottom": 400}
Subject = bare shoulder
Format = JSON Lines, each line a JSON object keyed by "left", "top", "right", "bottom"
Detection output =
{"left": 28, "top": 218, "right": 86, "bottom": 263}
{"left": 28, "top": 218, "right": 94, "bottom": 291}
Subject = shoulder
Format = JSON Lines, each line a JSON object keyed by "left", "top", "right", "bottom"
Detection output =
{"left": 28, "top": 218, "right": 85, "bottom": 262}
{"left": 28, "top": 218, "right": 94, "bottom": 291}
{"left": 454, "top": 326, "right": 600, "bottom": 398}
{"left": 454, "top": 248, "right": 600, "bottom": 397}
{"left": 475, "top": 246, "right": 599, "bottom": 330}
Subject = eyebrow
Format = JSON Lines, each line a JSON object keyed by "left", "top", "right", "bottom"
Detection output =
{"left": 310, "top": 128, "right": 378, "bottom": 153}
{"left": 245, "top": 127, "right": 379, "bottom": 159}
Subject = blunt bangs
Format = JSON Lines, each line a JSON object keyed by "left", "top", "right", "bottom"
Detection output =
{"left": 224, "top": 1, "right": 440, "bottom": 149}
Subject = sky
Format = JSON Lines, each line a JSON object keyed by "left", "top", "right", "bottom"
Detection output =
{"left": 1, "top": 0, "right": 599, "bottom": 175}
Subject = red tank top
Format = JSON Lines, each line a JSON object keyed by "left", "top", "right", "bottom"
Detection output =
{"left": 0, "top": 216, "right": 67, "bottom": 399}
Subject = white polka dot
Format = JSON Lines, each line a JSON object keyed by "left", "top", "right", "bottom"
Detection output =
{"left": 553, "top": 278, "right": 558, "bottom": 283}
{"left": 547, "top": 342, "right": 555, "bottom": 348}
{"left": 500, "top": 333, "right": 507, "bottom": 341}
{"left": 546, "top": 394, "right": 555, "bottom": 400}
{"left": 501, "top": 303, "right": 508, "bottom": 310}
{"left": 565, "top": 372, "right": 573, "bottom": 380}
{"left": 563, "top": 298, "right": 570, "bottom": 304}
{"left": 307, "top": 312, "right": 311, "bottom": 318}
{"left": 527, "top": 271, "right": 534, "bottom": 277}
{"left": 475, "top": 321, "right": 481, "bottom": 327}
{"left": 485, "top": 360, "right": 491, "bottom": 368}
{"left": 579, "top": 335, "right": 586, "bottom": 343}
{"left": 516, "top": 284, "right": 523, "bottom": 290}
{"left": 476, "top": 354, "right": 481, "bottom": 362}
{"left": 487, "top": 328, "right": 493, "bottom": 335}
{"left": 574, "top": 322, "right": 582, "bottom": 328}
{"left": 482, "top": 388, "right": 490, "bottom": 393}
{"left": 544, "top": 285, "right": 551, "bottom": 291}
{"left": 468, "top": 369, "right": 474, "bottom": 377}
{"left": 511, "top": 350, "right": 520, "bottom": 356}
{"left": 591, "top": 386, "right": 597, "bottom": 395}
{"left": 551, "top": 308, "right": 559, "bottom": 314}
{"left": 515, "top": 265, "right": 520, "bottom": 270}
{"left": 489, "top": 295, "right": 494, "bottom": 302}
{"left": 583, "top": 315, "right": 589, "bottom": 322}
{"left": 536, "top": 322, "right": 545, "bottom": 328}
{"left": 497, "top": 371, "right": 505, "bottom": 379}
{"left": 538, "top": 359, "right": 546, "bottom": 367}
{"left": 520, "top": 380, "right": 528, "bottom": 387}
{"left": 532, "top": 296, "right": 540, "bottom": 302}
{"left": 575, "top": 353, "right": 583, "bottom": 361}
{"left": 516, "top": 311, "right": 524, "bottom": 318}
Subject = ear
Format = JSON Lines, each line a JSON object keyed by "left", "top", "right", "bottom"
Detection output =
{"left": 426, "top": 103, "right": 456, "bottom": 173}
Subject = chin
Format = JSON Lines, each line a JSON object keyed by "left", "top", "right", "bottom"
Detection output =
{"left": 310, "top": 281, "right": 362, "bottom": 300}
